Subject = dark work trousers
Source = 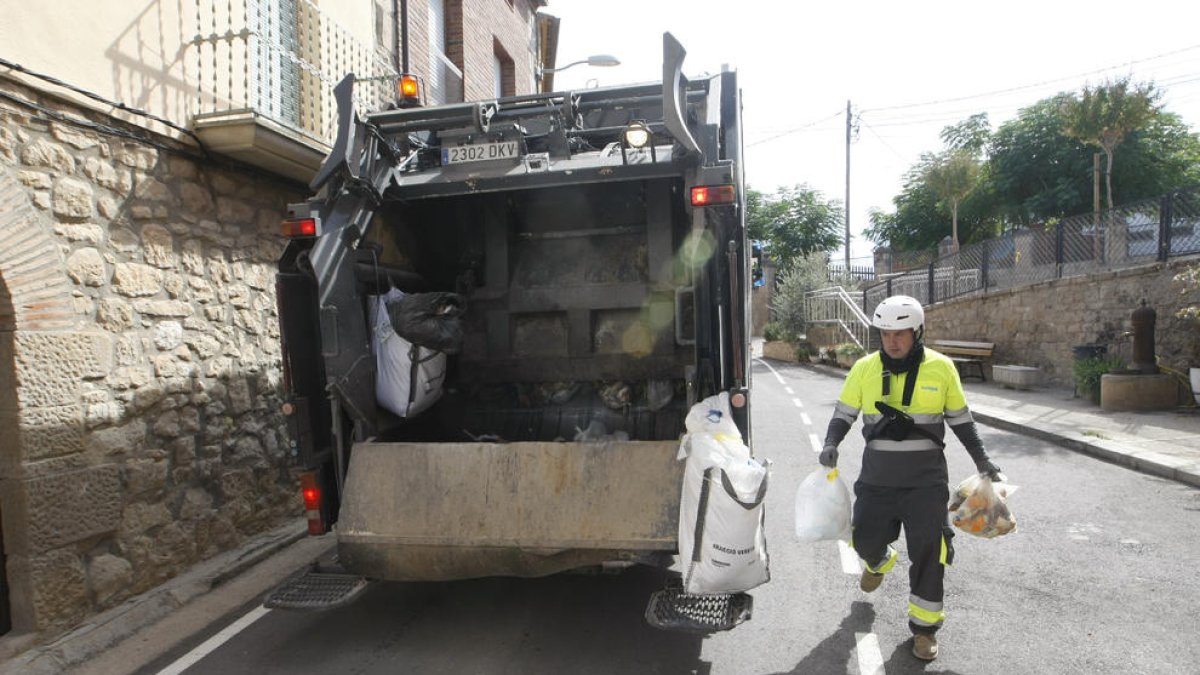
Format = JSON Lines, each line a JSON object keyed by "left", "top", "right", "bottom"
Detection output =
{"left": 852, "top": 481, "right": 954, "bottom": 635}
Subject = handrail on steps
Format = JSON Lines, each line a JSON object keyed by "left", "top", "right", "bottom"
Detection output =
{"left": 805, "top": 286, "right": 870, "bottom": 349}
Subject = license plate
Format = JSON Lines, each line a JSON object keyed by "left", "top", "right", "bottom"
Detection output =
{"left": 441, "top": 141, "right": 520, "bottom": 165}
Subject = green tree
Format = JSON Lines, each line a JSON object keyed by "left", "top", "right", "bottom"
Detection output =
{"left": 988, "top": 95, "right": 1092, "bottom": 224}
{"left": 746, "top": 184, "right": 843, "bottom": 273}
{"left": 924, "top": 149, "right": 981, "bottom": 249}
{"left": 1060, "top": 77, "right": 1161, "bottom": 210}
{"left": 865, "top": 149, "right": 999, "bottom": 252}
{"left": 940, "top": 112, "right": 991, "bottom": 154}
{"left": 989, "top": 95, "right": 1199, "bottom": 224}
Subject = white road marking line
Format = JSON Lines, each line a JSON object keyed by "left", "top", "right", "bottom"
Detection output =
{"left": 800, "top": 412, "right": 812, "bottom": 426}
{"left": 808, "top": 433, "right": 822, "bottom": 453}
{"left": 754, "top": 357, "right": 786, "bottom": 383}
{"left": 855, "top": 632, "right": 885, "bottom": 675}
{"left": 838, "top": 540, "right": 861, "bottom": 574}
{"left": 155, "top": 605, "right": 272, "bottom": 675}
{"left": 784, "top": 386, "right": 794, "bottom": 395}
{"left": 791, "top": 397, "right": 804, "bottom": 408}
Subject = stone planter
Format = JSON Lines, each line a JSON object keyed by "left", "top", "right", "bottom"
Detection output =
{"left": 1191, "top": 367, "right": 1200, "bottom": 406}
{"left": 992, "top": 365, "right": 1041, "bottom": 390}
{"left": 761, "top": 340, "right": 799, "bottom": 362}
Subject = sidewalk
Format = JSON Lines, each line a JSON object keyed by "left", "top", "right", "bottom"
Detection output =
{"left": 962, "top": 378, "right": 1200, "bottom": 489}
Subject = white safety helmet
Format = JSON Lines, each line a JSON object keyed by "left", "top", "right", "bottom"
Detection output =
{"left": 872, "top": 295, "right": 924, "bottom": 335}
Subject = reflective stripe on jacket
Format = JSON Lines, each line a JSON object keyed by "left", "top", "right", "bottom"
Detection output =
{"left": 834, "top": 348, "right": 970, "bottom": 487}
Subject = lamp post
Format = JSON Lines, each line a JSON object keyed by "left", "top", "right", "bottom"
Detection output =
{"left": 538, "top": 55, "right": 620, "bottom": 91}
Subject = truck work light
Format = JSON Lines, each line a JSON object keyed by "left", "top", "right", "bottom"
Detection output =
{"left": 624, "top": 121, "right": 651, "bottom": 149}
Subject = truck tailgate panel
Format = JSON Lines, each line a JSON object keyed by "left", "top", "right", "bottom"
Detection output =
{"left": 338, "top": 440, "right": 683, "bottom": 580}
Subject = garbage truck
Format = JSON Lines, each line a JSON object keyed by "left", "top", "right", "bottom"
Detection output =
{"left": 270, "top": 33, "right": 755, "bottom": 628}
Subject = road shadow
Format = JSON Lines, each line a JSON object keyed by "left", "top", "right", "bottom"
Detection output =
{"left": 769, "top": 601, "right": 968, "bottom": 675}
{"left": 767, "top": 601, "right": 875, "bottom": 675}
{"left": 155, "top": 565, "right": 711, "bottom": 675}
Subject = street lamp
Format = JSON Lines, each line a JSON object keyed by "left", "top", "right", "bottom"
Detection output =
{"left": 542, "top": 54, "right": 621, "bottom": 74}
{"left": 538, "top": 54, "right": 620, "bottom": 92}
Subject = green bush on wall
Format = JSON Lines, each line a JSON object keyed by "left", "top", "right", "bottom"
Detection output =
{"left": 1073, "top": 356, "right": 1124, "bottom": 396}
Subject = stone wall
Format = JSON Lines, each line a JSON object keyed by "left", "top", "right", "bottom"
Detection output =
{"left": 0, "top": 74, "right": 304, "bottom": 635}
{"left": 924, "top": 257, "right": 1200, "bottom": 386}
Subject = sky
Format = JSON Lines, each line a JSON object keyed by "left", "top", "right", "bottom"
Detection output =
{"left": 541, "top": 1, "right": 1200, "bottom": 268}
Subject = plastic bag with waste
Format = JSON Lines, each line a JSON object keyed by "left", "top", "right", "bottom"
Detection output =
{"left": 677, "top": 431, "right": 770, "bottom": 594}
{"left": 794, "top": 467, "right": 852, "bottom": 542}
{"left": 384, "top": 291, "right": 466, "bottom": 354}
{"left": 370, "top": 289, "right": 446, "bottom": 417}
{"left": 949, "top": 473, "right": 1018, "bottom": 539}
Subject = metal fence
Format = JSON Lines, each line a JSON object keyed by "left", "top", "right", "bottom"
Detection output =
{"left": 863, "top": 185, "right": 1200, "bottom": 314}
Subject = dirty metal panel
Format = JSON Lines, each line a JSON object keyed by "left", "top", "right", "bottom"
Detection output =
{"left": 338, "top": 440, "right": 682, "bottom": 550}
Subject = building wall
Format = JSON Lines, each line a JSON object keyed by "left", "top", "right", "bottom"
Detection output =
{"left": 460, "top": 0, "right": 539, "bottom": 100}
{"left": 0, "top": 1, "right": 376, "bottom": 141}
{"left": 0, "top": 74, "right": 304, "bottom": 635}
{"left": 923, "top": 257, "right": 1200, "bottom": 386}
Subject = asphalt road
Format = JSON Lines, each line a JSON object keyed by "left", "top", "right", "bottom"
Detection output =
{"left": 140, "top": 361, "right": 1200, "bottom": 675}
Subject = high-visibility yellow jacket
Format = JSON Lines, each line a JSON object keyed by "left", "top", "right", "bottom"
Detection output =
{"left": 831, "top": 348, "right": 974, "bottom": 487}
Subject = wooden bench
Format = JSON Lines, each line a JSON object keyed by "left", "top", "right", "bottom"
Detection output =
{"left": 930, "top": 340, "right": 994, "bottom": 382}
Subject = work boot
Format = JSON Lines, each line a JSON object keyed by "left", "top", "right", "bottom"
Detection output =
{"left": 912, "top": 633, "right": 938, "bottom": 661}
{"left": 859, "top": 569, "right": 884, "bottom": 593}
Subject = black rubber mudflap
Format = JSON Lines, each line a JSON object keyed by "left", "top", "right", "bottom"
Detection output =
{"left": 264, "top": 569, "right": 372, "bottom": 611}
{"left": 644, "top": 584, "right": 754, "bottom": 633}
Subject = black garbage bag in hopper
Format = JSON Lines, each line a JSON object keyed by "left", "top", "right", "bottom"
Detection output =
{"left": 385, "top": 292, "right": 467, "bottom": 354}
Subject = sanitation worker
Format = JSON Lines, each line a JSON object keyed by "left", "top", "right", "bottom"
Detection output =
{"left": 818, "top": 294, "right": 1004, "bottom": 661}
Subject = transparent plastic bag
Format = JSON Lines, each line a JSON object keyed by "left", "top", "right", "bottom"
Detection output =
{"left": 794, "top": 467, "right": 852, "bottom": 542}
{"left": 949, "top": 473, "right": 1018, "bottom": 539}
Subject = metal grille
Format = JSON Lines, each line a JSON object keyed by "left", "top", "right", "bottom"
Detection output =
{"left": 644, "top": 584, "right": 753, "bottom": 633}
{"left": 191, "top": 0, "right": 398, "bottom": 145}
{"left": 264, "top": 570, "right": 371, "bottom": 610}
{"left": 865, "top": 184, "right": 1200, "bottom": 308}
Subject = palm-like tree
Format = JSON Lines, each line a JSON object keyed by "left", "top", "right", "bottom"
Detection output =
{"left": 1061, "top": 76, "right": 1161, "bottom": 210}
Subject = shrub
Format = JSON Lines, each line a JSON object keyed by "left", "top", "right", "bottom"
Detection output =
{"left": 1073, "top": 355, "right": 1124, "bottom": 393}
{"left": 835, "top": 342, "right": 866, "bottom": 358}
{"left": 763, "top": 322, "right": 788, "bottom": 343}
{"left": 769, "top": 252, "right": 860, "bottom": 339}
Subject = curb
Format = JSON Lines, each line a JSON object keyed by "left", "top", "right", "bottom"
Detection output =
{"left": 969, "top": 410, "right": 1200, "bottom": 489}
{"left": 0, "top": 519, "right": 310, "bottom": 675}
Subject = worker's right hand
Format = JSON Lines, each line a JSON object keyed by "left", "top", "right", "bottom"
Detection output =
{"left": 819, "top": 445, "right": 839, "bottom": 468}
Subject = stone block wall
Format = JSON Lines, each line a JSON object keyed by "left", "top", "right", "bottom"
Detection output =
{"left": 923, "top": 257, "right": 1200, "bottom": 386}
{"left": 0, "top": 74, "right": 304, "bottom": 635}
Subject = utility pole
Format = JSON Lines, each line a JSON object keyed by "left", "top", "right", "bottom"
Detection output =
{"left": 844, "top": 100, "right": 852, "bottom": 271}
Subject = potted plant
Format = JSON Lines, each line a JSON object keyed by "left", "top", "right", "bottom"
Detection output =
{"left": 1073, "top": 355, "right": 1123, "bottom": 405}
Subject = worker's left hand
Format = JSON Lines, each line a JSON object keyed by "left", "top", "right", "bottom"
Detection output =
{"left": 976, "top": 459, "right": 1005, "bottom": 482}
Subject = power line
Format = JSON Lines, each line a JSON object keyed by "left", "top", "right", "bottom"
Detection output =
{"left": 746, "top": 109, "right": 844, "bottom": 147}
{"left": 859, "top": 42, "right": 1195, "bottom": 115}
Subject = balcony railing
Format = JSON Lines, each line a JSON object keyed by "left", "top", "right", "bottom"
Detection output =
{"left": 188, "top": 0, "right": 398, "bottom": 180}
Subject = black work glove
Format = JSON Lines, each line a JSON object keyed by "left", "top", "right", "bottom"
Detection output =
{"left": 976, "top": 459, "right": 1005, "bottom": 482}
{"left": 819, "top": 445, "right": 839, "bottom": 468}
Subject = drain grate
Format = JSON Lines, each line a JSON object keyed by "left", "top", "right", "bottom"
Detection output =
{"left": 644, "top": 585, "right": 753, "bottom": 633}
{"left": 264, "top": 570, "right": 372, "bottom": 611}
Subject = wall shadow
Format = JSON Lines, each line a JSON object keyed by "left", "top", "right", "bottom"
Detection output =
{"left": 0, "top": 271, "right": 14, "bottom": 636}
